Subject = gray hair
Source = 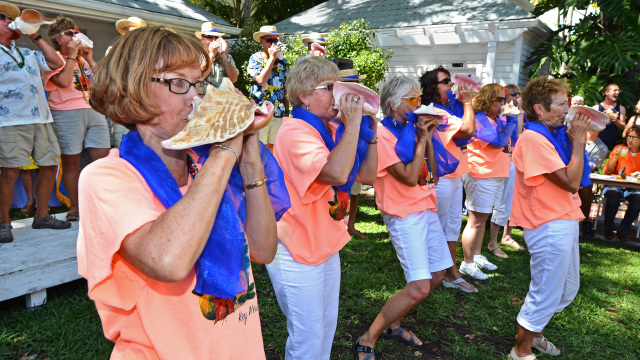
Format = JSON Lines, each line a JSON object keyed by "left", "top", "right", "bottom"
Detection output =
{"left": 379, "top": 73, "right": 421, "bottom": 117}
{"left": 287, "top": 56, "right": 339, "bottom": 108}
{"left": 506, "top": 84, "right": 519, "bottom": 93}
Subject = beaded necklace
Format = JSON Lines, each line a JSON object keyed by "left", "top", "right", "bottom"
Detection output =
{"left": 1, "top": 45, "right": 25, "bottom": 68}
{"left": 71, "top": 56, "right": 91, "bottom": 104}
{"left": 187, "top": 153, "right": 199, "bottom": 178}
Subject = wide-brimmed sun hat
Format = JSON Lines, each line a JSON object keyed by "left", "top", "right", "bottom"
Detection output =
{"left": 0, "top": 1, "right": 20, "bottom": 21}
{"left": 302, "top": 32, "right": 330, "bottom": 46}
{"left": 195, "top": 21, "right": 226, "bottom": 39}
{"left": 253, "top": 25, "right": 284, "bottom": 42}
{"left": 339, "top": 69, "right": 366, "bottom": 82}
{"left": 115, "top": 16, "right": 146, "bottom": 35}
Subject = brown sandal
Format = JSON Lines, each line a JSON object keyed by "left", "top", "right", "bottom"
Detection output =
{"left": 66, "top": 205, "right": 79, "bottom": 222}
{"left": 488, "top": 246, "right": 508, "bottom": 259}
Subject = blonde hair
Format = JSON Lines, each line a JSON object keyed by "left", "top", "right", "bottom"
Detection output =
{"left": 521, "top": 77, "right": 570, "bottom": 122}
{"left": 90, "top": 26, "right": 210, "bottom": 129}
{"left": 287, "top": 56, "right": 339, "bottom": 107}
{"left": 472, "top": 83, "right": 504, "bottom": 114}
{"left": 48, "top": 16, "right": 77, "bottom": 51}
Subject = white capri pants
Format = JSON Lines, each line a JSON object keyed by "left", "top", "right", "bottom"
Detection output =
{"left": 491, "top": 162, "right": 516, "bottom": 227}
{"left": 462, "top": 174, "right": 506, "bottom": 214}
{"left": 517, "top": 219, "right": 580, "bottom": 333}
{"left": 436, "top": 176, "right": 464, "bottom": 242}
{"left": 383, "top": 209, "right": 453, "bottom": 283}
{"left": 266, "top": 241, "right": 340, "bottom": 360}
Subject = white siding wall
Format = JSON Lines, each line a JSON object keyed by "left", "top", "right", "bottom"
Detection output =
{"left": 519, "top": 30, "right": 550, "bottom": 89}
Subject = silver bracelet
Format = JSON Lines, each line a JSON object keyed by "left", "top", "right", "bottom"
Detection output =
{"left": 211, "top": 144, "right": 239, "bottom": 165}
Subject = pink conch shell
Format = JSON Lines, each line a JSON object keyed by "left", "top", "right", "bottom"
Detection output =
{"left": 73, "top": 33, "right": 93, "bottom": 49}
{"left": 566, "top": 105, "right": 610, "bottom": 131}
{"left": 310, "top": 42, "right": 327, "bottom": 57}
{"left": 332, "top": 81, "right": 379, "bottom": 116}
{"left": 218, "top": 38, "right": 228, "bottom": 53}
{"left": 452, "top": 73, "right": 482, "bottom": 90}
{"left": 501, "top": 101, "right": 520, "bottom": 115}
{"left": 7, "top": 9, "right": 55, "bottom": 35}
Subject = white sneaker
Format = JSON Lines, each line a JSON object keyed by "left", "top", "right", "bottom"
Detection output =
{"left": 474, "top": 255, "right": 498, "bottom": 271}
{"left": 459, "top": 262, "right": 488, "bottom": 280}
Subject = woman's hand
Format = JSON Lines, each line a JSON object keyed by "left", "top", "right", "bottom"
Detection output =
{"left": 80, "top": 46, "right": 94, "bottom": 64}
{"left": 457, "top": 83, "right": 476, "bottom": 104}
{"left": 67, "top": 39, "right": 82, "bottom": 58}
{"left": 239, "top": 131, "right": 263, "bottom": 170}
{"left": 417, "top": 115, "right": 440, "bottom": 142}
{"left": 567, "top": 113, "right": 590, "bottom": 143}
{"left": 610, "top": 146, "right": 623, "bottom": 161}
{"left": 339, "top": 93, "right": 364, "bottom": 130}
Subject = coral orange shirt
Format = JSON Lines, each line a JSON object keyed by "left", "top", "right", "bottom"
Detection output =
{"left": 77, "top": 150, "right": 265, "bottom": 360}
{"left": 435, "top": 108, "right": 469, "bottom": 178}
{"left": 273, "top": 118, "right": 352, "bottom": 265}
{"left": 510, "top": 130, "right": 584, "bottom": 229}
{"left": 467, "top": 136, "right": 512, "bottom": 178}
{"left": 373, "top": 126, "right": 437, "bottom": 218}
{"left": 43, "top": 52, "right": 92, "bottom": 111}
{"left": 603, "top": 144, "right": 640, "bottom": 175}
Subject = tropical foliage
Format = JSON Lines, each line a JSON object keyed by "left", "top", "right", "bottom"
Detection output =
{"left": 526, "top": 0, "right": 640, "bottom": 109}
{"left": 190, "top": 0, "right": 324, "bottom": 27}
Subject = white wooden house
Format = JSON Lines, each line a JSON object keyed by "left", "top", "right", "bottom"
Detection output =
{"left": 274, "top": 0, "right": 551, "bottom": 88}
{"left": 7, "top": 0, "right": 240, "bottom": 60}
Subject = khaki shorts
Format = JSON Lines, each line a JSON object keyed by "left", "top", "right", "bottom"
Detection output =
{"left": 51, "top": 108, "right": 110, "bottom": 155}
{"left": 258, "top": 117, "right": 283, "bottom": 145}
{"left": 351, "top": 181, "right": 362, "bottom": 195}
{"left": 0, "top": 123, "right": 61, "bottom": 168}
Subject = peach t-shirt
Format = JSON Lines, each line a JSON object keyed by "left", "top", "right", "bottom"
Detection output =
{"left": 77, "top": 150, "right": 265, "bottom": 360}
{"left": 603, "top": 144, "right": 640, "bottom": 175}
{"left": 43, "top": 52, "right": 92, "bottom": 110}
{"left": 373, "top": 126, "right": 437, "bottom": 218}
{"left": 434, "top": 108, "right": 469, "bottom": 178}
{"left": 510, "top": 130, "right": 584, "bottom": 229}
{"left": 273, "top": 118, "right": 352, "bottom": 265}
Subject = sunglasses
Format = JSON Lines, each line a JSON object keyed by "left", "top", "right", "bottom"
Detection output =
{"left": 151, "top": 77, "right": 206, "bottom": 95}
{"left": 202, "top": 35, "right": 219, "bottom": 40}
{"left": 0, "top": 13, "right": 13, "bottom": 21}
{"left": 628, "top": 136, "right": 640, "bottom": 140}
{"left": 264, "top": 38, "right": 279, "bottom": 44}
{"left": 497, "top": 97, "right": 506, "bottom": 103}
{"left": 509, "top": 91, "right": 521, "bottom": 97}
{"left": 315, "top": 83, "right": 334, "bottom": 92}
{"left": 438, "top": 78, "right": 452, "bottom": 85}
{"left": 402, "top": 96, "right": 422, "bottom": 106}
{"left": 61, "top": 30, "right": 80, "bottom": 37}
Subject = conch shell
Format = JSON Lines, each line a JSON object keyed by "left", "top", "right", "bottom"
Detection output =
{"left": 161, "top": 78, "right": 274, "bottom": 150}
{"left": 565, "top": 105, "right": 610, "bottom": 131}
{"left": 414, "top": 103, "right": 443, "bottom": 116}
{"left": 452, "top": 73, "right": 482, "bottom": 90}
{"left": 73, "top": 33, "right": 93, "bottom": 49}
{"left": 501, "top": 101, "right": 520, "bottom": 115}
{"left": 310, "top": 42, "right": 326, "bottom": 57}
{"left": 332, "top": 81, "right": 379, "bottom": 116}
{"left": 8, "top": 10, "right": 55, "bottom": 35}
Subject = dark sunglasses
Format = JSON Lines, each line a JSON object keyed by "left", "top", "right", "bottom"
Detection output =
{"left": 0, "top": 13, "right": 13, "bottom": 21}
{"left": 509, "top": 91, "right": 521, "bottom": 97}
{"left": 438, "top": 78, "right": 452, "bottom": 85}
{"left": 62, "top": 30, "right": 80, "bottom": 37}
{"left": 264, "top": 38, "right": 279, "bottom": 44}
{"left": 497, "top": 96, "right": 506, "bottom": 103}
{"left": 201, "top": 35, "right": 219, "bottom": 40}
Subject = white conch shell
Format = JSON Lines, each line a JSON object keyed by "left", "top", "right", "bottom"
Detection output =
{"left": 73, "top": 33, "right": 93, "bottom": 49}
{"left": 501, "top": 101, "right": 520, "bottom": 115}
{"left": 414, "top": 103, "right": 443, "bottom": 116}
{"left": 7, "top": 9, "right": 55, "bottom": 35}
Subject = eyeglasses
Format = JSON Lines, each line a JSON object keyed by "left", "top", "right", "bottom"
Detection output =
{"left": 151, "top": 77, "right": 206, "bottom": 95}
{"left": 438, "top": 78, "right": 452, "bottom": 85}
{"left": 402, "top": 96, "right": 422, "bottom": 106}
{"left": 61, "top": 30, "right": 79, "bottom": 37}
{"left": 202, "top": 35, "right": 219, "bottom": 40}
{"left": 0, "top": 13, "right": 13, "bottom": 21}
{"left": 497, "top": 97, "right": 506, "bottom": 103}
{"left": 508, "top": 91, "right": 521, "bottom": 97}
{"left": 628, "top": 136, "right": 640, "bottom": 140}
{"left": 264, "top": 38, "right": 279, "bottom": 44}
{"left": 314, "top": 83, "right": 334, "bottom": 92}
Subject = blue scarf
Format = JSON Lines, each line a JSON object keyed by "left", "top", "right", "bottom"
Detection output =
{"left": 523, "top": 122, "right": 591, "bottom": 187}
{"left": 446, "top": 90, "right": 465, "bottom": 118}
{"left": 381, "top": 112, "right": 460, "bottom": 177}
{"left": 120, "top": 131, "right": 290, "bottom": 299}
{"left": 290, "top": 106, "right": 373, "bottom": 193}
{"left": 475, "top": 112, "right": 517, "bottom": 148}
{"left": 433, "top": 101, "right": 475, "bottom": 147}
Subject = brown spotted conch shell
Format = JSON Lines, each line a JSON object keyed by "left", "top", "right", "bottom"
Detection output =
{"left": 161, "top": 78, "right": 274, "bottom": 150}
{"left": 8, "top": 9, "right": 55, "bottom": 35}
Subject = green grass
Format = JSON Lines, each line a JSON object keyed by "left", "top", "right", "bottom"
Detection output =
{"left": 1, "top": 195, "right": 640, "bottom": 359}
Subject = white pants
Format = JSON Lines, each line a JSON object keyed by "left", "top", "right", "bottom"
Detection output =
{"left": 266, "top": 242, "right": 340, "bottom": 360}
{"left": 436, "top": 176, "right": 464, "bottom": 242}
{"left": 492, "top": 162, "right": 516, "bottom": 227}
{"left": 517, "top": 219, "right": 580, "bottom": 333}
{"left": 383, "top": 210, "right": 453, "bottom": 283}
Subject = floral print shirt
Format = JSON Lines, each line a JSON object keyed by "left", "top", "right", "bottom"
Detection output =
{"left": 247, "top": 50, "right": 288, "bottom": 117}
{"left": 0, "top": 41, "right": 53, "bottom": 127}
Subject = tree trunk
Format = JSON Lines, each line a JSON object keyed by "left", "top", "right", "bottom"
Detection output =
{"left": 243, "top": 0, "right": 251, "bottom": 26}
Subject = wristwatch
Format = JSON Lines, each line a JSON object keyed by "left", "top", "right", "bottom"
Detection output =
{"left": 32, "top": 35, "right": 42, "bottom": 43}
{"left": 367, "top": 137, "right": 379, "bottom": 144}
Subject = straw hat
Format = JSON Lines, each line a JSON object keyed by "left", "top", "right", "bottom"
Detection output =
{"left": 253, "top": 25, "right": 284, "bottom": 42}
{"left": 115, "top": 16, "right": 146, "bottom": 35}
{"left": 339, "top": 69, "right": 366, "bottom": 82}
{"left": 0, "top": 1, "right": 20, "bottom": 21}
{"left": 302, "top": 32, "right": 330, "bottom": 46}
{"left": 195, "top": 21, "right": 226, "bottom": 39}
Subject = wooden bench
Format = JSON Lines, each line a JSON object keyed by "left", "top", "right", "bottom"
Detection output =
{"left": 0, "top": 213, "right": 81, "bottom": 308}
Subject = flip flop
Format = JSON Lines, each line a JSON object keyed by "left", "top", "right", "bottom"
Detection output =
{"left": 488, "top": 245, "right": 508, "bottom": 259}
{"left": 501, "top": 238, "right": 525, "bottom": 250}
{"left": 532, "top": 336, "right": 560, "bottom": 356}
{"left": 380, "top": 326, "right": 422, "bottom": 346}
{"left": 509, "top": 348, "right": 537, "bottom": 360}
{"left": 20, "top": 202, "right": 36, "bottom": 213}
{"left": 442, "top": 278, "right": 478, "bottom": 293}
